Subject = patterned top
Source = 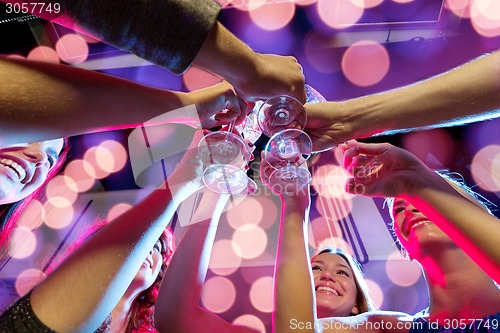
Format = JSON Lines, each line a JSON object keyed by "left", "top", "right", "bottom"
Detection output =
{"left": 0, "top": 292, "right": 112, "bottom": 333}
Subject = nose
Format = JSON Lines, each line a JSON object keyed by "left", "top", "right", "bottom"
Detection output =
{"left": 404, "top": 205, "right": 420, "bottom": 218}
{"left": 319, "top": 270, "right": 335, "bottom": 282}
{"left": 23, "top": 144, "right": 47, "bottom": 167}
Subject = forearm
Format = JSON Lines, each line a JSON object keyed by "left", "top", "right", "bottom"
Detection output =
{"left": 403, "top": 170, "right": 500, "bottom": 282}
{"left": 345, "top": 51, "right": 500, "bottom": 138}
{"left": 274, "top": 198, "right": 316, "bottom": 333}
{"left": 0, "top": 57, "right": 199, "bottom": 145}
{"left": 194, "top": 21, "right": 257, "bottom": 86}
{"left": 30, "top": 183, "right": 186, "bottom": 332}
{"left": 155, "top": 192, "right": 227, "bottom": 332}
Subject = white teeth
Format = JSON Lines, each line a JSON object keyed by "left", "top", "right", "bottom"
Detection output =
{"left": 316, "top": 286, "right": 339, "bottom": 296}
{"left": 0, "top": 158, "right": 27, "bottom": 182}
{"left": 410, "top": 221, "right": 428, "bottom": 231}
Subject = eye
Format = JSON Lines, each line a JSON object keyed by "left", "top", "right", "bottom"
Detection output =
{"left": 337, "top": 270, "right": 350, "bottom": 277}
{"left": 311, "top": 265, "right": 322, "bottom": 271}
{"left": 47, "top": 155, "right": 55, "bottom": 168}
{"left": 393, "top": 206, "right": 405, "bottom": 215}
{"left": 153, "top": 241, "right": 162, "bottom": 253}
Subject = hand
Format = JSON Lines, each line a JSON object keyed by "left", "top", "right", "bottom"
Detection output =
{"left": 188, "top": 81, "right": 250, "bottom": 128}
{"left": 304, "top": 102, "right": 354, "bottom": 152}
{"left": 232, "top": 53, "right": 306, "bottom": 104}
{"left": 167, "top": 130, "right": 207, "bottom": 200}
{"left": 340, "top": 140, "right": 430, "bottom": 198}
{"left": 259, "top": 152, "right": 311, "bottom": 208}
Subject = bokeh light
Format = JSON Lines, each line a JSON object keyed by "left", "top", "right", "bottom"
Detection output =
{"left": 385, "top": 251, "right": 422, "bottom": 287}
{"left": 312, "top": 164, "right": 351, "bottom": 199}
{"left": 27, "top": 46, "right": 60, "bottom": 63}
{"left": 46, "top": 175, "right": 79, "bottom": 207}
{"left": 83, "top": 146, "right": 112, "bottom": 179}
{"left": 317, "top": 0, "right": 364, "bottom": 29}
{"left": 182, "top": 66, "right": 222, "bottom": 91}
{"left": 43, "top": 201, "right": 75, "bottom": 229}
{"left": 231, "top": 224, "right": 268, "bottom": 259}
{"left": 209, "top": 239, "right": 242, "bottom": 276}
{"left": 249, "top": 276, "right": 273, "bottom": 312}
{"left": 15, "top": 268, "right": 46, "bottom": 297}
{"left": 402, "top": 129, "right": 454, "bottom": 168}
{"left": 295, "top": 0, "right": 318, "bottom": 6}
{"left": 16, "top": 199, "right": 44, "bottom": 230}
{"left": 9, "top": 227, "right": 37, "bottom": 259}
{"left": 201, "top": 276, "right": 236, "bottom": 313}
{"left": 470, "top": 145, "right": 500, "bottom": 192}
{"left": 233, "top": 0, "right": 266, "bottom": 11}
{"left": 342, "top": 40, "right": 389, "bottom": 87}
{"left": 364, "top": 0, "right": 384, "bottom": 8}
{"left": 249, "top": 1, "right": 295, "bottom": 30}
{"left": 233, "top": 314, "right": 266, "bottom": 332}
{"left": 308, "top": 216, "right": 343, "bottom": 248}
{"left": 366, "top": 279, "right": 384, "bottom": 309}
{"left": 107, "top": 203, "right": 133, "bottom": 221}
{"left": 470, "top": 0, "right": 500, "bottom": 38}
{"left": 63, "top": 159, "right": 96, "bottom": 192}
{"left": 55, "top": 33, "right": 89, "bottom": 64}
{"left": 445, "top": 0, "right": 472, "bottom": 18}
{"left": 97, "top": 140, "right": 128, "bottom": 173}
{"left": 227, "top": 197, "right": 264, "bottom": 229}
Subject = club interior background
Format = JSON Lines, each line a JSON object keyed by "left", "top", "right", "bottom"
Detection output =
{"left": 1, "top": 1, "right": 499, "bottom": 331}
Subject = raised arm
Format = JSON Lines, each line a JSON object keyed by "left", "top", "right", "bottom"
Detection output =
{"left": 154, "top": 189, "right": 259, "bottom": 333}
{"left": 1, "top": 0, "right": 306, "bottom": 102}
{"left": 341, "top": 141, "right": 500, "bottom": 283}
{"left": 258, "top": 157, "right": 317, "bottom": 333}
{"left": 0, "top": 57, "right": 245, "bottom": 144}
{"left": 306, "top": 51, "right": 500, "bottom": 151}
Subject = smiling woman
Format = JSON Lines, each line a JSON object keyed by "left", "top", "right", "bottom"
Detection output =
{"left": 339, "top": 140, "right": 500, "bottom": 332}
{"left": 0, "top": 138, "right": 69, "bottom": 257}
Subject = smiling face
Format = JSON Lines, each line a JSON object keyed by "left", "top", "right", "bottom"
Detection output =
{"left": 311, "top": 252, "right": 359, "bottom": 318}
{"left": 0, "top": 139, "right": 64, "bottom": 204}
{"left": 134, "top": 239, "right": 165, "bottom": 290}
{"left": 391, "top": 198, "right": 450, "bottom": 260}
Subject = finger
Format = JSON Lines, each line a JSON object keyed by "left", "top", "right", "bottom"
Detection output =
{"left": 350, "top": 142, "right": 391, "bottom": 156}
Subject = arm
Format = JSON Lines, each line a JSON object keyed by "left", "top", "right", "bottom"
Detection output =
{"left": 341, "top": 141, "right": 500, "bottom": 283}
{"left": 258, "top": 158, "right": 317, "bottom": 333}
{"left": 306, "top": 51, "right": 500, "bottom": 151}
{"left": 0, "top": 57, "right": 245, "bottom": 144}
{"left": 154, "top": 189, "right": 259, "bottom": 333}
{"left": 27, "top": 132, "right": 215, "bottom": 331}
{"left": 1, "top": 0, "right": 306, "bottom": 103}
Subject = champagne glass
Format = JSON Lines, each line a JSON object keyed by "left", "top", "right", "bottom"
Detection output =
{"left": 264, "top": 129, "right": 313, "bottom": 194}
{"left": 198, "top": 122, "right": 253, "bottom": 194}
{"left": 257, "top": 84, "right": 326, "bottom": 194}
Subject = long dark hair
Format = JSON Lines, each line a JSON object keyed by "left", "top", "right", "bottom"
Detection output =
{"left": 0, "top": 138, "right": 71, "bottom": 257}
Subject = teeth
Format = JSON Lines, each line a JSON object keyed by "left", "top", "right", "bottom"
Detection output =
{"left": 0, "top": 158, "right": 26, "bottom": 182}
{"left": 410, "top": 221, "right": 428, "bottom": 231}
{"left": 317, "top": 286, "right": 339, "bottom": 296}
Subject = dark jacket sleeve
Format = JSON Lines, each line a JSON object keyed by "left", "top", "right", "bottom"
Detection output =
{"left": 1, "top": 0, "right": 221, "bottom": 74}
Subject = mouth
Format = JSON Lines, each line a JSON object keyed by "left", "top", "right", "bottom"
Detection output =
{"left": 405, "top": 218, "right": 430, "bottom": 236}
{"left": 0, "top": 158, "right": 27, "bottom": 182}
{"left": 315, "top": 285, "right": 341, "bottom": 296}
